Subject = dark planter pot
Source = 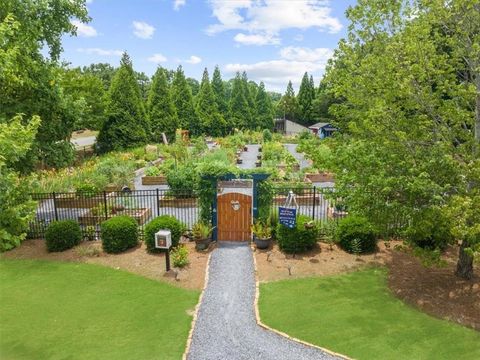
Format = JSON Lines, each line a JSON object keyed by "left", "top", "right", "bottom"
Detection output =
{"left": 254, "top": 236, "right": 271, "bottom": 250}
{"left": 255, "top": 161, "right": 262, "bottom": 167}
{"left": 236, "top": 158, "right": 243, "bottom": 164}
{"left": 257, "top": 154, "right": 262, "bottom": 160}
{"left": 244, "top": 145, "right": 248, "bottom": 151}
{"left": 258, "top": 147, "right": 262, "bottom": 152}
{"left": 195, "top": 238, "right": 211, "bottom": 251}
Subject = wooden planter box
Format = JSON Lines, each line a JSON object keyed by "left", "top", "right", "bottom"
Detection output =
{"left": 158, "top": 196, "right": 197, "bottom": 208}
{"left": 55, "top": 194, "right": 106, "bottom": 209}
{"left": 141, "top": 176, "right": 167, "bottom": 185}
{"left": 79, "top": 208, "right": 151, "bottom": 225}
{"left": 305, "top": 172, "right": 334, "bottom": 183}
{"left": 273, "top": 194, "right": 319, "bottom": 205}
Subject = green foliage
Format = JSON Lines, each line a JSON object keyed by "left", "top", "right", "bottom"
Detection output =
{"left": 404, "top": 207, "right": 454, "bottom": 250}
{"left": 171, "top": 244, "right": 189, "bottom": 268}
{"left": 262, "top": 129, "right": 273, "bottom": 142}
{"left": 257, "top": 179, "right": 274, "bottom": 223}
{"left": 144, "top": 215, "right": 185, "bottom": 252}
{"left": 165, "top": 162, "right": 197, "bottom": 197}
{"left": 0, "top": 115, "right": 40, "bottom": 251}
{"left": 256, "top": 82, "right": 274, "bottom": 130}
{"left": 144, "top": 166, "right": 161, "bottom": 177}
{"left": 101, "top": 215, "right": 138, "bottom": 253}
{"left": 211, "top": 66, "right": 228, "bottom": 119}
{"left": 297, "top": 72, "right": 316, "bottom": 126}
{"left": 96, "top": 53, "right": 148, "bottom": 153}
{"left": 192, "top": 221, "right": 214, "bottom": 240}
{"left": 45, "top": 220, "right": 81, "bottom": 252}
{"left": 196, "top": 68, "right": 226, "bottom": 136}
{"left": 252, "top": 221, "right": 272, "bottom": 239}
{"left": 276, "top": 214, "right": 319, "bottom": 254}
{"left": 147, "top": 67, "right": 178, "bottom": 142}
{"left": 336, "top": 216, "right": 377, "bottom": 254}
{"left": 278, "top": 81, "right": 298, "bottom": 121}
{"left": 229, "top": 72, "right": 251, "bottom": 129}
{"left": 172, "top": 66, "right": 198, "bottom": 134}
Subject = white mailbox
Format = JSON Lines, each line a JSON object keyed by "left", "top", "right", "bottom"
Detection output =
{"left": 155, "top": 230, "right": 172, "bottom": 249}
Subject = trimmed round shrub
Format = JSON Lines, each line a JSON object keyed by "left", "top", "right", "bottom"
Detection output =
{"left": 145, "top": 215, "right": 185, "bottom": 252}
{"left": 276, "top": 215, "right": 319, "bottom": 253}
{"left": 101, "top": 216, "right": 138, "bottom": 253}
{"left": 336, "top": 216, "right": 376, "bottom": 254}
{"left": 45, "top": 220, "right": 82, "bottom": 252}
{"left": 405, "top": 208, "right": 453, "bottom": 250}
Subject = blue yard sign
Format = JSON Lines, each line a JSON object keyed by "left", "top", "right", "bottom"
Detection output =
{"left": 278, "top": 207, "right": 297, "bottom": 229}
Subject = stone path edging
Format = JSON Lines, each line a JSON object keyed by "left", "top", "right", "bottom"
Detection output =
{"left": 182, "top": 252, "right": 212, "bottom": 360}
{"left": 251, "top": 246, "right": 353, "bottom": 360}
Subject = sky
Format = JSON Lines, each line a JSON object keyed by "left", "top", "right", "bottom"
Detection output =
{"left": 63, "top": 0, "right": 356, "bottom": 93}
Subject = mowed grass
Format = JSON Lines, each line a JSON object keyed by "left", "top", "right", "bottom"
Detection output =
{"left": 0, "top": 260, "right": 199, "bottom": 360}
{"left": 259, "top": 268, "right": 480, "bottom": 360}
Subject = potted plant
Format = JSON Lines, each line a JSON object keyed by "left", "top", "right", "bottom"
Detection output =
{"left": 251, "top": 221, "right": 272, "bottom": 249}
{"left": 192, "top": 222, "right": 215, "bottom": 250}
{"left": 236, "top": 156, "right": 243, "bottom": 164}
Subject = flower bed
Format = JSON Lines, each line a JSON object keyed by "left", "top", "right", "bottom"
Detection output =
{"left": 79, "top": 207, "right": 151, "bottom": 225}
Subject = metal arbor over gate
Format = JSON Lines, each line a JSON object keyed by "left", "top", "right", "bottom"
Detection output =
{"left": 209, "top": 173, "right": 270, "bottom": 241}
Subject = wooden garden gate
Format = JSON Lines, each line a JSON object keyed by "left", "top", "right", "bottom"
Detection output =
{"left": 216, "top": 192, "right": 252, "bottom": 241}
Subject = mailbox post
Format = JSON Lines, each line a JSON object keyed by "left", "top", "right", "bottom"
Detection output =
{"left": 154, "top": 230, "right": 172, "bottom": 271}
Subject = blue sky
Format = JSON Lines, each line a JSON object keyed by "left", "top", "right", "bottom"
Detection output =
{"left": 64, "top": 0, "right": 356, "bottom": 92}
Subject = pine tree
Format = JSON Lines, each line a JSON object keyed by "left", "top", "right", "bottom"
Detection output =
{"left": 248, "top": 81, "right": 259, "bottom": 127}
{"left": 279, "top": 81, "right": 298, "bottom": 121}
{"left": 255, "top": 82, "right": 274, "bottom": 130}
{"left": 241, "top": 72, "right": 255, "bottom": 128}
{"left": 147, "top": 67, "right": 178, "bottom": 142}
{"left": 196, "top": 68, "right": 226, "bottom": 136}
{"left": 229, "top": 72, "right": 251, "bottom": 130}
{"left": 211, "top": 66, "right": 228, "bottom": 119}
{"left": 297, "top": 72, "right": 315, "bottom": 125}
{"left": 97, "top": 53, "right": 148, "bottom": 153}
{"left": 171, "top": 66, "right": 199, "bottom": 136}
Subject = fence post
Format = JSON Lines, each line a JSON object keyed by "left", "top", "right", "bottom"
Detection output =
{"left": 312, "top": 186, "right": 316, "bottom": 220}
{"left": 156, "top": 188, "right": 160, "bottom": 217}
{"left": 52, "top": 192, "right": 59, "bottom": 221}
{"left": 103, "top": 191, "right": 108, "bottom": 220}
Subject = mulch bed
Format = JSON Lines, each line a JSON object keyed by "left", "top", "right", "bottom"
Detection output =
{"left": 386, "top": 247, "right": 480, "bottom": 331}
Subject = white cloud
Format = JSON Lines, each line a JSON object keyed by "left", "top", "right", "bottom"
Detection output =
{"left": 234, "top": 32, "right": 280, "bottom": 46}
{"left": 71, "top": 20, "right": 97, "bottom": 37}
{"left": 206, "top": 0, "right": 342, "bottom": 46}
{"left": 173, "top": 0, "right": 186, "bottom": 10}
{"left": 132, "top": 21, "right": 155, "bottom": 39}
{"left": 147, "top": 53, "right": 168, "bottom": 63}
{"left": 224, "top": 46, "right": 333, "bottom": 91}
{"left": 279, "top": 46, "right": 333, "bottom": 62}
{"left": 185, "top": 55, "right": 202, "bottom": 64}
{"left": 77, "top": 48, "right": 123, "bottom": 56}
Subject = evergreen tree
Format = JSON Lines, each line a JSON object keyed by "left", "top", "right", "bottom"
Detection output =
{"left": 229, "top": 72, "right": 250, "bottom": 130}
{"left": 297, "top": 72, "right": 315, "bottom": 125}
{"left": 211, "top": 66, "right": 228, "bottom": 118}
{"left": 248, "top": 81, "right": 259, "bottom": 127}
{"left": 97, "top": 53, "right": 148, "bottom": 153}
{"left": 279, "top": 81, "right": 298, "bottom": 121}
{"left": 241, "top": 72, "right": 255, "bottom": 128}
{"left": 196, "top": 68, "right": 226, "bottom": 136}
{"left": 171, "top": 66, "right": 199, "bottom": 135}
{"left": 147, "top": 67, "right": 178, "bottom": 142}
{"left": 255, "top": 82, "right": 274, "bottom": 130}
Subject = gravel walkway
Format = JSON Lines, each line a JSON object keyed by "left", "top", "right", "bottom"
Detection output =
{"left": 187, "top": 242, "right": 339, "bottom": 360}
{"left": 237, "top": 144, "right": 260, "bottom": 170}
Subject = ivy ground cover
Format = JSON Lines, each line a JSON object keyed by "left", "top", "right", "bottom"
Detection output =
{"left": 0, "top": 260, "right": 199, "bottom": 360}
{"left": 259, "top": 268, "right": 480, "bottom": 360}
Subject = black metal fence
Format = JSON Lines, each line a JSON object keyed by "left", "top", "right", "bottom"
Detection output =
{"left": 270, "top": 186, "right": 344, "bottom": 226}
{"left": 28, "top": 189, "right": 200, "bottom": 240}
{"left": 28, "top": 185, "right": 344, "bottom": 240}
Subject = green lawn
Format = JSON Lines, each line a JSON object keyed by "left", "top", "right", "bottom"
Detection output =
{"left": 0, "top": 260, "right": 199, "bottom": 360}
{"left": 259, "top": 268, "right": 480, "bottom": 360}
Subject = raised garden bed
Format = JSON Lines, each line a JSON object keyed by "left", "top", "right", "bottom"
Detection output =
{"left": 79, "top": 207, "right": 151, "bottom": 225}
{"left": 55, "top": 193, "right": 115, "bottom": 209}
{"left": 158, "top": 196, "right": 197, "bottom": 208}
{"left": 305, "top": 172, "right": 334, "bottom": 183}
{"left": 141, "top": 176, "right": 167, "bottom": 185}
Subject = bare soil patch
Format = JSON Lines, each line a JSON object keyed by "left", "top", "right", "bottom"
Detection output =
{"left": 387, "top": 246, "right": 480, "bottom": 331}
{"left": 1, "top": 239, "right": 209, "bottom": 290}
{"left": 255, "top": 241, "right": 479, "bottom": 331}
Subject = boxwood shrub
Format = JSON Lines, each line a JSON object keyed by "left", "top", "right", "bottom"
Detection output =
{"left": 101, "top": 216, "right": 138, "bottom": 253}
{"left": 45, "top": 220, "right": 82, "bottom": 252}
{"left": 276, "top": 215, "right": 319, "bottom": 253}
{"left": 336, "top": 216, "right": 377, "bottom": 254}
{"left": 144, "top": 215, "right": 185, "bottom": 252}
